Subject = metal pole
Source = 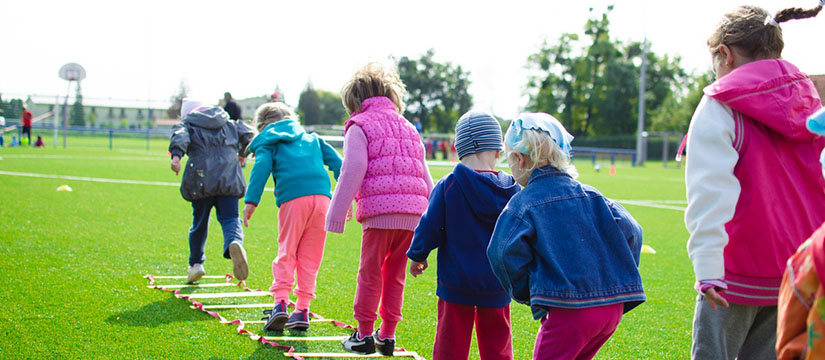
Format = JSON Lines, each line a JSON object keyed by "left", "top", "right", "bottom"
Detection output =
{"left": 634, "top": 38, "right": 647, "bottom": 166}
{"left": 62, "top": 80, "right": 71, "bottom": 149}
{"left": 146, "top": 106, "right": 150, "bottom": 151}
{"left": 53, "top": 96, "right": 59, "bottom": 148}
{"left": 663, "top": 132, "right": 669, "bottom": 168}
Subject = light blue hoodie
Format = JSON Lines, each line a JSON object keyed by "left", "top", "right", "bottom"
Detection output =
{"left": 244, "top": 119, "right": 342, "bottom": 207}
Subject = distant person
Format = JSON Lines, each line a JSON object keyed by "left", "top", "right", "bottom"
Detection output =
{"left": 21, "top": 105, "right": 32, "bottom": 145}
{"left": 223, "top": 92, "right": 242, "bottom": 120}
{"left": 0, "top": 115, "right": 5, "bottom": 147}
{"left": 244, "top": 102, "right": 342, "bottom": 332}
{"left": 412, "top": 117, "right": 422, "bottom": 133}
{"left": 10, "top": 134, "right": 18, "bottom": 147}
{"left": 168, "top": 99, "right": 255, "bottom": 283}
{"left": 34, "top": 135, "right": 44, "bottom": 148}
{"left": 488, "top": 113, "right": 644, "bottom": 360}
{"left": 407, "top": 111, "right": 520, "bottom": 360}
{"left": 684, "top": 5, "right": 825, "bottom": 360}
{"left": 327, "top": 62, "right": 433, "bottom": 356}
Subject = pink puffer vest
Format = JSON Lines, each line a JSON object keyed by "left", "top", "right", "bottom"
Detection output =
{"left": 344, "top": 97, "right": 429, "bottom": 221}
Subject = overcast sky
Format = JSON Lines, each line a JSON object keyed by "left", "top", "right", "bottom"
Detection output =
{"left": 2, "top": 0, "right": 824, "bottom": 118}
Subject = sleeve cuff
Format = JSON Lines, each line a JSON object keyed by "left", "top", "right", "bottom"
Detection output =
{"left": 244, "top": 202, "right": 258, "bottom": 206}
{"left": 325, "top": 220, "right": 346, "bottom": 234}
{"left": 170, "top": 150, "right": 183, "bottom": 159}
{"left": 695, "top": 279, "right": 727, "bottom": 293}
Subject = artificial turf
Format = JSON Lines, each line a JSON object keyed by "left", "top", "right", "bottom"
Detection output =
{"left": 0, "top": 137, "right": 693, "bottom": 359}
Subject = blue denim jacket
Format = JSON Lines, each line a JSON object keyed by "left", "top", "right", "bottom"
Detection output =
{"left": 487, "top": 165, "right": 645, "bottom": 319}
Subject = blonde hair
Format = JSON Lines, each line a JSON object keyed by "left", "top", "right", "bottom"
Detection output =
{"left": 341, "top": 62, "right": 406, "bottom": 115}
{"left": 507, "top": 129, "right": 578, "bottom": 179}
{"left": 253, "top": 102, "right": 296, "bottom": 133}
{"left": 708, "top": 4, "right": 822, "bottom": 59}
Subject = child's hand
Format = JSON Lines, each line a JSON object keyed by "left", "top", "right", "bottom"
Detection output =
{"left": 243, "top": 203, "right": 256, "bottom": 227}
{"left": 346, "top": 204, "right": 354, "bottom": 221}
{"left": 170, "top": 156, "right": 181, "bottom": 175}
{"left": 237, "top": 155, "right": 246, "bottom": 166}
{"left": 703, "top": 288, "right": 730, "bottom": 310}
{"left": 409, "top": 260, "right": 428, "bottom": 277}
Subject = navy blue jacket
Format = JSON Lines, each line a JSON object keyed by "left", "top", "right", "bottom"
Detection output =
{"left": 407, "top": 163, "right": 521, "bottom": 308}
{"left": 488, "top": 165, "right": 645, "bottom": 320}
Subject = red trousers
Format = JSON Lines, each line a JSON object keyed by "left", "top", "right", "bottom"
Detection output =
{"left": 353, "top": 228, "right": 413, "bottom": 338}
{"left": 432, "top": 299, "right": 513, "bottom": 360}
{"left": 533, "top": 303, "right": 623, "bottom": 360}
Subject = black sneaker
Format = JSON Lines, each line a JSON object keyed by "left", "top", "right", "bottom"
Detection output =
{"left": 263, "top": 301, "right": 289, "bottom": 331}
{"left": 373, "top": 330, "right": 395, "bottom": 356}
{"left": 284, "top": 309, "right": 310, "bottom": 331}
{"left": 341, "top": 331, "right": 375, "bottom": 355}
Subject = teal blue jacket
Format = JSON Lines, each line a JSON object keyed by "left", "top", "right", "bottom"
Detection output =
{"left": 244, "top": 119, "right": 342, "bottom": 207}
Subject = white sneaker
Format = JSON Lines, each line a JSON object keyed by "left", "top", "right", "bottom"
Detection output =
{"left": 187, "top": 263, "right": 205, "bottom": 284}
{"left": 228, "top": 241, "right": 248, "bottom": 281}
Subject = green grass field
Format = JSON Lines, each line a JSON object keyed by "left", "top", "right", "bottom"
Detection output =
{"left": 0, "top": 137, "right": 694, "bottom": 359}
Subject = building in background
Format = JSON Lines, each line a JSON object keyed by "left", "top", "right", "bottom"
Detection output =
{"left": 25, "top": 95, "right": 169, "bottom": 129}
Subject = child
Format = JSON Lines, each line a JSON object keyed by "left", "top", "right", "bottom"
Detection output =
{"left": 242, "top": 102, "right": 342, "bottom": 331}
{"left": 776, "top": 108, "right": 825, "bottom": 359}
{"left": 684, "top": 5, "right": 825, "bottom": 359}
{"left": 488, "top": 112, "right": 645, "bottom": 360}
{"left": 168, "top": 100, "right": 254, "bottom": 284}
{"left": 326, "top": 62, "right": 434, "bottom": 356}
{"left": 34, "top": 135, "right": 44, "bottom": 148}
{"left": 407, "top": 111, "right": 520, "bottom": 360}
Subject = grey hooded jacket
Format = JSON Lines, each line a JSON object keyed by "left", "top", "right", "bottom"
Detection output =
{"left": 168, "top": 107, "right": 254, "bottom": 201}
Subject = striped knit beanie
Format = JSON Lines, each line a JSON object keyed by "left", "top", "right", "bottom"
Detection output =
{"left": 454, "top": 111, "right": 503, "bottom": 159}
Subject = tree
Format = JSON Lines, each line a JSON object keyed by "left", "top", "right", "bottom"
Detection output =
{"left": 167, "top": 80, "right": 189, "bottom": 119}
{"left": 525, "top": 6, "right": 689, "bottom": 136}
{"left": 70, "top": 83, "right": 85, "bottom": 127}
{"left": 317, "top": 90, "right": 347, "bottom": 125}
{"left": 650, "top": 70, "right": 714, "bottom": 133}
{"left": 86, "top": 112, "right": 98, "bottom": 128}
{"left": 297, "top": 83, "right": 322, "bottom": 125}
{"left": 397, "top": 49, "right": 473, "bottom": 133}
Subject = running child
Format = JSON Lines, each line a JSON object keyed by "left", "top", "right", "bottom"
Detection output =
{"left": 168, "top": 100, "right": 254, "bottom": 284}
{"left": 685, "top": 4, "right": 825, "bottom": 359}
{"left": 243, "top": 102, "right": 342, "bottom": 331}
{"left": 407, "top": 111, "right": 520, "bottom": 360}
{"left": 488, "top": 112, "right": 645, "bottom": 360}
{"left": 326, "top": 62, "right": 434, "bottom": 356}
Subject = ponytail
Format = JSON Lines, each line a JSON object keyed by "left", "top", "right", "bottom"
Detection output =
{"left": 773, "top": 1, "right": 823, "bottom": 24}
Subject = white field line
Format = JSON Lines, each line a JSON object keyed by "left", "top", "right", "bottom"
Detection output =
{"left": 0, "top": 154, "right": 163, "bottom": 161}
{"left": 0, "top": 170, "right": 276, "bottom": 192}
{"left": 617, "top": 200, "right": 686, "bottom": 211}
{"left": 0, "top": 169, "right": 686, "bottom": 211}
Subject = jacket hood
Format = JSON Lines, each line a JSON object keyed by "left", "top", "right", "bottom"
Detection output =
{"left": 248, "top": 119, "right": 306, "bottom": 154}
{"left": 453, "top": 163, "right": 520, "bottom": 221}
{"left": 704, "top": 59, "right": 822, "bottom": 142}
{"left": 183, "top": 107, "right": 229, "bottom": 129}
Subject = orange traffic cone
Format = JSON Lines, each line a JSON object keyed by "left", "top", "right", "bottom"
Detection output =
{"left": 609, "top": 165, "right": 616, "bottom": 176}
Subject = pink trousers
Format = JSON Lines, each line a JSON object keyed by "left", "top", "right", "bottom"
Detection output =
{"left": 353, "top": 228, "right": 413, "bottom": 339}
{"left": 533, "top": 303, "right": 624, "bottom": 360}
{"left": 433, "top": 299, "right": 513, "bottom": 360}
{"left": 269, "top": 195, "right": 329, "bottom": 310}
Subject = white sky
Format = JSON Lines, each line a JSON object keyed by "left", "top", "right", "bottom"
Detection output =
{"left": 1, "top": 0, "right": 823, "bottom": 118}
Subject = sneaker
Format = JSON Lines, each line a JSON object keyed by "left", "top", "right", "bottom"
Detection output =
{"left": 263, "top": 301, "right": 289, "bottom": 331}
{"left": 284, "top": 309, "right": 310, "bottom": 331}
{"left": 186, "top": 263, "right": 205, "bottom": 284}
{"left": 373, "top": 330, "right": 395, "bottom": 356}
{"left": 341, "top": 331, "right": 375, "bottom": 355}
{"left": 227, "top": 241, "right": 248, "bottom": 281}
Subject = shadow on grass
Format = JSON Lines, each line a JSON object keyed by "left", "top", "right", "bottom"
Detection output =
{"left": 106, "top": 296, "right": 212, "bottom": 327}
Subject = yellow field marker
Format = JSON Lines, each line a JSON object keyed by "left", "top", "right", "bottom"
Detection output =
{"left": 149, "top": 283, "right": 236, "bottom": 289}
{"left": 192, "top": 303, "right": 273, "bottom": 310}
{"left": 284, "top": 351, "right": 419, "bottom": 358}
{"left": 264, "top": 336, "right": 347, "bottom": 341}
{"left": 178, "top": 291, "right": 271, "bottom": 299}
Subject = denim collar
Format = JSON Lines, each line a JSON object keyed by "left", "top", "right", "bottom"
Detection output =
{"left": 527, "top": 164, "right": 570, "bottom": 185}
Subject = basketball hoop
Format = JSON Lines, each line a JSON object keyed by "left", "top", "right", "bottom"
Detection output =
{"left": 59, "top": 63, "right": 86, "bottom": 82}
